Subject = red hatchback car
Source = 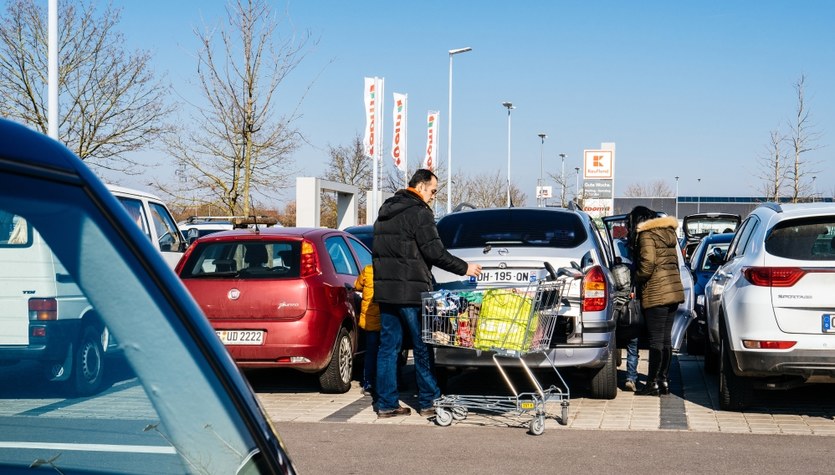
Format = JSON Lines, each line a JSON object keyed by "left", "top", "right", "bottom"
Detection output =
{"left": 176, "top": 226, "right": 372, "bottom": 393}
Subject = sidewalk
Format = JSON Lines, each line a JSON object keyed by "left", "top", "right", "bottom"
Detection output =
{"left": 257, "top": 353, "right": 835, "bottom": 435}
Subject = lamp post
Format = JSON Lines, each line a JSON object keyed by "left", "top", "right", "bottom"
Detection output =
{"left": 446, "top": 46, "right": 472, "bottom": 214}
{"left": 812, "top": 176, "right": 817, "bottom": 202}
{"left": 675, "top": 176, "right": 679, "bottom": 218}
{"left": 559, "top": 153, "right": 566, "bottom": 206}
{"left": 697, "top": 177, "right": 701, "bottom": 213}
{"left": 537, "top": 133, "right": 547, "bottom": 207}
{"left": 574, "top": 166, "right": 580, "bottom": 201}
{"left": 502, "top": 101, "right": 514, "bottom": 207}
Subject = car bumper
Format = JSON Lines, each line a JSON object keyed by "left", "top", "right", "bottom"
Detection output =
{"left": 733, "top": 348, "right": 835, "bottom": 381}
{"left": 212, "top": 315, "right": 337, "bottom": 372}
{"left": 0, "top": 320, "right": 79, "bottom": 363}
{"left": 434, "top": 340, "right": 612, "bottom": 369}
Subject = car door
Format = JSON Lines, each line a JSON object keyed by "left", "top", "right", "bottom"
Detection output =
{"left": 705, "top": 215, "right": 760, "bottom": 347}
{"left": 601, "top": 213, "right": 694, "bottom": 351}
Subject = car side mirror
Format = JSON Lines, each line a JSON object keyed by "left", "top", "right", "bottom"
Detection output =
{"left": 187, "top": 228, "right": 200, "bottom": 245}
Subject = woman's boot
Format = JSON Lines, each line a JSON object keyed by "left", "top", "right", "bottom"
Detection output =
{"left": 657, "top": 348, "right": 672, "bottom": 395}
{"left": 636, "top": 348, "right": 662, "bottom": 396}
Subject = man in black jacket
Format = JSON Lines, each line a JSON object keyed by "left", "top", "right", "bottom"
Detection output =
{"left": 372, "top": 169, "right": 481, "bottom": 418}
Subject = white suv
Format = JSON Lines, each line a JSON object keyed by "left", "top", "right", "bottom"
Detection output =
{"left": 705, "top": 202, "right": 835, "bottom": 410}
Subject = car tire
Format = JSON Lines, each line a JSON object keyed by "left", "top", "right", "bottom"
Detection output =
{"left": 319, "top": 328, "right": 353, "bottom": 394}
{"left": 718, "top": 336, "right": 752, "bottom": 411}
{"left": 686, "top": 324, "right": 704, "bottom": 356}
{"left": 69, "top": 325, "right": 105, "bottom": 397}
{"left": 588, "top": 347, "right": 617, "bottom": 399}
{"left": 703, "top": 336, "right": 719, "bottom": 374}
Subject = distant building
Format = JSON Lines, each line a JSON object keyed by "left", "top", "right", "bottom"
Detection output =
{"left": 613, "top": 196, "right": 834, "bottom": 218}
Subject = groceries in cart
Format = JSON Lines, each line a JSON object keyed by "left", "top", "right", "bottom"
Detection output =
{"left": 422, "top": 274, "right": 569, "bottom": 357}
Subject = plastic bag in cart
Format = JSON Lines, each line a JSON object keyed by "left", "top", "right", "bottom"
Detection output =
{"left": 473, "top": 289, "right": 537, "bottom": 352}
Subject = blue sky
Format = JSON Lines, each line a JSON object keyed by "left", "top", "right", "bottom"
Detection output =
{"left": 110, "top": 1, "right": 835, "bottom": 202}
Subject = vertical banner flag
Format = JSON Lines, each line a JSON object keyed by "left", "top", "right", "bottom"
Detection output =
{"left": 391, "top": 93, "right": 408, "bottom": 173}
{"left": 363, "top": 77, "right": 376, "bottom": 157}
{"left": 422, "top": 111, "right": 439, "bottom": 171}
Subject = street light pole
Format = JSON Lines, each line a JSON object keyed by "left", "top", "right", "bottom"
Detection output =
{"left": 502, "top": 101, "right": 514, "bottom": 207}
{"left": 697, "top": 177, "right": 702, "bottom": 213}
{"left": 574, "top": 166, "right": 580, "bottom": 202}
{"left": 675, "top": 176, "right": 679, "bottom": 218}
{"left": 812, "top": 176, "right": 817, "bottom": 202}
{"left": 559, "top": 153, "right": 566, "bottom": 206}
{"left": 537, "top": 133, "right": 546, "bottom": 207}
{"left": 446, "top": 46, "right": 472, "bottom": 215}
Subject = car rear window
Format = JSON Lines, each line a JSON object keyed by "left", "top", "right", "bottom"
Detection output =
{"left": 765, "top": 218, "right": 835, "bottom": 260}
{"left": 437, "top": 209, "right": 587, "bottom": 249}
{"left": 179, "top": 240, "right": 301, "bottom": 278}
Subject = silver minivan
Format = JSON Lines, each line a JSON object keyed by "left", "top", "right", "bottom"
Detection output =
{"left": 431, "top": 206, "right": 619, "bottom": 399}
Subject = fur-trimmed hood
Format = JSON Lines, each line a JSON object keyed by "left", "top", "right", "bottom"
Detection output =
{"left": 636, "top": 215, "right": 679, "bottom": 233}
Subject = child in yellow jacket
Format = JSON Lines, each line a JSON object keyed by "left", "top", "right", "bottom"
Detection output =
{"left": 354, "top": 264, "right": 380, "bottom": 397}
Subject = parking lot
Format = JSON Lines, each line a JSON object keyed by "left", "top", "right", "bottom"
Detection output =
{"left": 2, "top": 351, "right": 835, "bottom": 438}
{"left": 251, "top": 353, "right": 835, "bottom": 435}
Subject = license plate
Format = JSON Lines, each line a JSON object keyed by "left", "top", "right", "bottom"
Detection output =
{"left": 471, "top": 269, "right": 538, "bottom": 284}
{"left": 823, "top": 314, "right": 835, "bottom": 333}
{"left": 216, "top": 330, "right": 264, "bottom": 345}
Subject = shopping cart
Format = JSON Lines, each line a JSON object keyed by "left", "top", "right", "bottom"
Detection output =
{"left": 422, "top": 276, "right": 572, "bottom": 435}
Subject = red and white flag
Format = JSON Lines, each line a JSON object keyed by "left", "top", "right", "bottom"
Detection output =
{"left": 363, "top": 77, "right": 378, "bottom": 157}
{"left": 391, "top": 93, "right": 407, "bottom": 173}
{"left": 422, "top": 111, "right": 439, "bottom": 171}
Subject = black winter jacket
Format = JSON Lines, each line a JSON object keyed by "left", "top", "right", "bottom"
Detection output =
{"left": 372, "top": 189, "right": 468, "bottom": 305}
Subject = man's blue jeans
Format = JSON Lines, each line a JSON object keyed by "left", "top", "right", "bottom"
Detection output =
{"left": 626, "top": 336, "right": 639, "bottom": 383}
{"left": 377, "top": 304, "right": 440, "bottom": 411}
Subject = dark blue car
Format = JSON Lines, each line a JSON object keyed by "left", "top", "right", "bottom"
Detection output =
{"left": 686, "top": 232, "right": 735, "bottom": 358}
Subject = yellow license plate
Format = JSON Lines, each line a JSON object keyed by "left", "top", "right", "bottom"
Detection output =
{"left": 520, "top": 401, "right": 535, "bottom": 410}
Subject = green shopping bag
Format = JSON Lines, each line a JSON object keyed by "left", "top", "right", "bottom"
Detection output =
{"left": 473, "top": 289, "right": 537, "bottom": 353}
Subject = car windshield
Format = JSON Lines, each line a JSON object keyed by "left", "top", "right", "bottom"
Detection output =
{"left": 765, "top": 218, "right": 835, "bottom": 260}
{"left": 438, "top": 209, "right": 587, "bottom": 249}
{"left": 180, "top": 240, "right": 301, "bottom": 278}
{"left": 686, "top": 218, "right": 738, "bottom": 238}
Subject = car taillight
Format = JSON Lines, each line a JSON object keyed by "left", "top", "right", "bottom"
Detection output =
{"left": 299, "top": 239, "right": 320, "bottom": 277}
{"left": 29, "top": 298, "right": 57, "bottom": 321}
{"left": 742, "top": 267, "right": 806, "bottom": 287}
{"left": 582, "top": 265, "right": 608, "bottom": 312}
{"left": 742, "top": 340, "right": 796, "bottom": 350}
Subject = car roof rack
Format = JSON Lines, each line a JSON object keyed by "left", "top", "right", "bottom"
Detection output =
{"left": 230, "top": 216, "right": 279, "bottom": 229}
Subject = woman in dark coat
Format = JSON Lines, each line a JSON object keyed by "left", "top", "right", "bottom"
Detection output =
{"left": 627, "top": 206, "right": 684, "bottom": 396}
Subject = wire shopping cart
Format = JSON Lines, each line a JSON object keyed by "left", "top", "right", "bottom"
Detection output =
{"left": 421, "top": 277, "right": 571, "bottom": 435}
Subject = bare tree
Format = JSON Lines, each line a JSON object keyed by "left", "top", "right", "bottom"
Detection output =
{"left": 755, "top": 130, "right": 787, "bottom": 201}
{"left": 166, "top": 0, "right": 312, "bottom": 215}
{"left": 0, "top": 0, "right": 171, "bottom": 174}
{"left": 452, "top": 170, "right": 527, "bottom": 208}
{"left": 548, "top": 167, "right": 581, "bottom": 206}
{"left": 623, "top": 180, "right": 673, "bottom": 197}
{"left": 318, "top": 134, "right": 372, "bottom": 226}
{"left": 787, "top": 74, "right": 821, "bottom": 202}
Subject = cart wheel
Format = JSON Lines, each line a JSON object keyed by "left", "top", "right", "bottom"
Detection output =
{"left": 435, "top": 408, "right": 453, "bottom": 427}
{"left": 451, "top": 406, "right": 468, "bottom": 421}
{"left": 529, "top": 416, "right": 545, "bottom": 436}
{"left": 560, "top": 404, "right": 569, "bottom": 426}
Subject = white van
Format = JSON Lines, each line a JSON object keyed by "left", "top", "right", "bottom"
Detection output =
{"left": 0, "top": 186, "right": 183, "bottom": 396}
{"left": 107, "top": 185, "right": 185, "bottom": 268}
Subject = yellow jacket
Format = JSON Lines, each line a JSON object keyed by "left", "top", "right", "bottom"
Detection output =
{"left": 354, "top": 264, "right": 381, "bottom": 331}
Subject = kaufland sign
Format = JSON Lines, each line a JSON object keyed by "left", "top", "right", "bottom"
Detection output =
{"left": 583, "top": 150, "right": 613, "bottom": 179}
{"left": 583, "top": 148, "right": 615, "bottom": 219}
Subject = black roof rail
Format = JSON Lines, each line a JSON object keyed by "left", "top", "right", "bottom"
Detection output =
{"left": 452, "top": 202, "right": 477, "bottom": 212}
{"left": 567, "top": 200, "right": 581, "bottom": 211}
{"left": 758, "top": 202, "right": 783, "bottom": 213}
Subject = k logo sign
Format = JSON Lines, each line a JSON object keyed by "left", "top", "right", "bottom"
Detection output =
{"left": 583, "top": 150, "right": 614, "bottom": 179}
